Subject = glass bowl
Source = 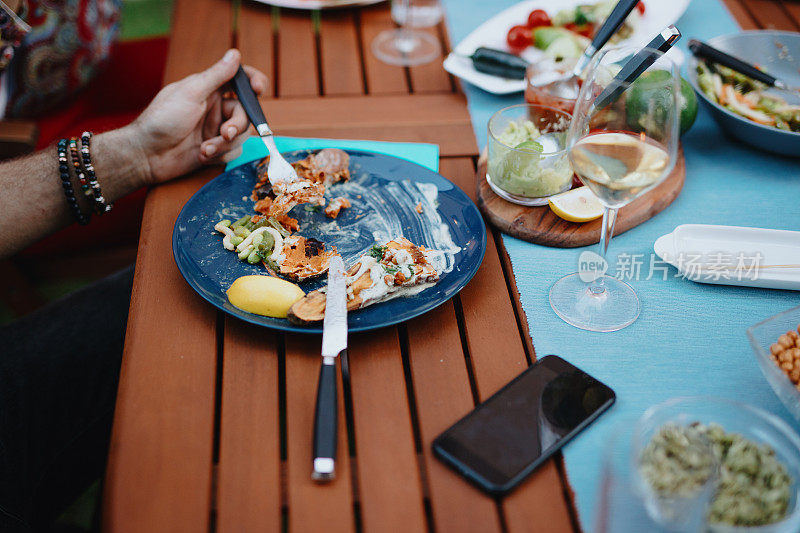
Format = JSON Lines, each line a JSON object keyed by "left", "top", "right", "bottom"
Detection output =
{"left": 747, "top": 305, "right": 800, "bottom": 423}
{"left": 524, "top": 63, "right": 580, "bottom": 115}
{"left": 486, "top": 103, "right": 573, "bottom": 206}
{"left": 635, "top": 397, "right": 800, "bottom": 533}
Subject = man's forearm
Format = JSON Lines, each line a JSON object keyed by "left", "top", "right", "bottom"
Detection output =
{"left": 0, "top": 126, "right": 150, "bottom": 258}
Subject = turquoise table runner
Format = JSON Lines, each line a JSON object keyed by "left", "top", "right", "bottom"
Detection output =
{"left": 226, "top": 136, "right": 440, "bottom": 172}
{"left": 441, "top": 0, "right": 800, "bottom": 529}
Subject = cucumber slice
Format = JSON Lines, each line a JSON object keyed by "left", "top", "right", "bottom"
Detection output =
{"left": 545, "top": 36, "right": 583, "bottom": 62}
{"left": 533, "top": 27, "right": 570, "bottom": 50}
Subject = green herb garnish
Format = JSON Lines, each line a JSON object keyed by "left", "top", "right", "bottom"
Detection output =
{"left": 574, "top": 6, "right": 590, "bottom": 25}
{"left": 304, "top": 204, "right": 322, "bottom": 213}
{"left": 369, "top": 245, "right": 386, "bottom": 261}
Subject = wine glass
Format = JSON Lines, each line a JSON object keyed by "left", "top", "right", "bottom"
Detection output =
{"left": 549, "top": 46, "right": 680, "bottom": 332}
{"left": 372, "top": 0, "right": 441, "bottom": 66}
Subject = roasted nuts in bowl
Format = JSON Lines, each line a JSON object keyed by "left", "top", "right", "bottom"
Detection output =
{"left": 748, "top": 305, "right": 800, "bottom": 423}
{"left": 770, "top": 328, "right": 800, "bottom": 388}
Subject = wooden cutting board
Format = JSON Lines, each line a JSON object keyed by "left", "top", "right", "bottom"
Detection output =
{"left": 475, "top": 146, "right": 686, "bottom": 248}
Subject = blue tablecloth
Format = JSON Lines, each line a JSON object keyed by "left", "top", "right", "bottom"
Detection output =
{"left": 440, "top": 0, "right": 800, "bottom": 529}
{"left": 226, "top": 136, "right": 440, "bottom": 172}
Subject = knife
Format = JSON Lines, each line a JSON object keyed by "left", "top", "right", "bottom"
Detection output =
{"left": 312, "top": 255, "right": 348, "bottom": 482}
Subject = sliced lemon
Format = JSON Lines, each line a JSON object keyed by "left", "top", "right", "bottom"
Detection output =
{"left": 227, "top": 275, "right": 305, "bottom": 318}
{"left": 548, "top": 186, "right": 604, "bottom": 223}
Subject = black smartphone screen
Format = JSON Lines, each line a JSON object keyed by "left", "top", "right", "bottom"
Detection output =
{"left": 433, "top": 355, "right": 615, "bottom": 494}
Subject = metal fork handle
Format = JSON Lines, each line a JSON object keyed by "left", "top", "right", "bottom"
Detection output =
{"left": 231, "top": 66, "right": 274, "bottom": 137}
{"left": 572, "top": 0, "right": 641, "bottom": 77}
{"left": 591, "top": 25, "right": 681, "bottom": 111}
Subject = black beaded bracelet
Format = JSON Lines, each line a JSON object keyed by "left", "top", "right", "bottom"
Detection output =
{"left": 79, "top": 131, "right": 112, "bottom": 214}
{"left": 57, "top": 139, "right": 90, "bottom": 225}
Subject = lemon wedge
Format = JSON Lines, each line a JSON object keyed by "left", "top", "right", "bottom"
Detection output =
{"left": 227, "top": 275, "right": 305, "bottom": 318}
{"left": 549, "top": 186, "right": 604, "bottom": 223}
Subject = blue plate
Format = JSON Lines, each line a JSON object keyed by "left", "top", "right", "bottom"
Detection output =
{"left": 172, "top": 149, "right": 487, "bottom": 333}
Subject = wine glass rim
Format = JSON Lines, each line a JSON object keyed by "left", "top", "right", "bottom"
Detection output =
{"left": 591, "top": 45, "right": 678, "bottom": 70}
{"left": 633, "top": 396, "right": 800, "bottom": 455}
{"left": 488, "top": 103, "right": 573, "bottom": 155}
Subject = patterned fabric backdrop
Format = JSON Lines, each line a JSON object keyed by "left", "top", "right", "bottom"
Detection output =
{"left": 4, "top": 0, "right": 121, "bottom": 118}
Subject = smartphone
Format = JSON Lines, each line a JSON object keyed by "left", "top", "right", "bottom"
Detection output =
{"left": 432, "top": 355, "right": 615, "bottom": 495}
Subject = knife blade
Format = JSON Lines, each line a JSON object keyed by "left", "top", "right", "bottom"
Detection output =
{"left": 321, "top": 255, "right": 348, "bottom": 359}
{"left": 312, "top": 255, "right": 347, "bottom": 482}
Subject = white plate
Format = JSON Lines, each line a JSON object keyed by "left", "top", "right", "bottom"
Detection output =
{"left": 654, "top": 224, "right": 800, "bottom": 291}
{"left": 443, "top": 0, "right": 689, "bottom": 94}
{"left": 250, "top": 0, "right": 384, "bottom": 9}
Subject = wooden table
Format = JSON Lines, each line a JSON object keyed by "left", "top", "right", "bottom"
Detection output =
{"left": 103, "top": 1, "right": 577, "bottom": 532}
{"left": 102, "top": 0, "right": 782, "bottom": 531}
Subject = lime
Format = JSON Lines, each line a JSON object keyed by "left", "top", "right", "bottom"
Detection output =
{"left": 626, "top": 70, "right": 698, "bottom": 135}
{"left": 515, "top": 140, "right": 544, "bottom": 152}
{"left": 501, "top": 139, "right": 543, "bottom": 176}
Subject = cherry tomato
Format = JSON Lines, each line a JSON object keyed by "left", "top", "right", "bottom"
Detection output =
{"left": 636, "top": 1, "right": 645, "bottom": 15}
{"left": 527, "top": 9, "right": 551, "bottom": 29}
{"left": 564, "top": 22, "right": 594, "bottom": 38}
{"left": 506, "top": 25, "right": 532, "bottom": 53}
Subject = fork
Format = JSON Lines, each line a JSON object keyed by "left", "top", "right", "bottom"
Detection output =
{"left": 230, "top": 66, "right": 299, "bottom": 186}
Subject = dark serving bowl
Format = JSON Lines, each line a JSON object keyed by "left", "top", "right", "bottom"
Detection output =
{"left": 686, "top": 30, "right": 800, "bottom": 157}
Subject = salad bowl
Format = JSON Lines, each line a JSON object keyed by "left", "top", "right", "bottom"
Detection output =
{"left": 686, "top": 30, "right": 800, "bottom": 157}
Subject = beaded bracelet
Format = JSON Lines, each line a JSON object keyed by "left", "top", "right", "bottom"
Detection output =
{"left": 57, "top": 139, "right": 90, "bottom": 225}
{"left": 68, "top": 137, "right": 91, "bottom": 197}
{"left": 79, "top": 131, "right": 112, "bottom": 214}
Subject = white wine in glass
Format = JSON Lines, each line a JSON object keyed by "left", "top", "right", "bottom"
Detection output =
{"left": 549, "top": 31, "right": 681, "bottom": 332}
{"left": 570, "top": 132, "right": 670, "bottom": 207}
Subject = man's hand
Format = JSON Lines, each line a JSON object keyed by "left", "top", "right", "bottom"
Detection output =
{"left": 129, "top": 49, "right": 268, "bottom": 186}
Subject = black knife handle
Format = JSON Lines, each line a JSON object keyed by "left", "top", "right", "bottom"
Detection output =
{"left": 312, "top": 355, "right": 338, "bottom": 482}
{"left": 590, "top": 0, "right": 640, "bottom": 53}
{"left": 688, "top": 39, "right": 777, "bottom": 87}
{"left": 593, "top": 25, "right": 681, "bottom": 111}
{"left": 230, "top": 65, "right": 269, "bottom": 133}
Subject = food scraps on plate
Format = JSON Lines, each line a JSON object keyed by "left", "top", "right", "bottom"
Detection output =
{"left": 213, "top": 148, "right": 445, "bottom": 323}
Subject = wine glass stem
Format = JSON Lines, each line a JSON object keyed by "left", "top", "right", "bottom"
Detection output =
{"left": 400, "top": 0, "right": 412, "bottom": 40}
{"left": 589, "top": 206, "right": 618, "bottom": 295}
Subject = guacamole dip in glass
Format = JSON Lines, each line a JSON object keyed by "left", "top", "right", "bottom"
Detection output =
{"left": 487, "top": 104, "right": 574, "bottom": 206}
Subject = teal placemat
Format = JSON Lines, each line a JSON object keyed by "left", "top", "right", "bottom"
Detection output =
{"left": 225, "top": 136, "right": 440, "bottom": 172}
{"left": 441, "top": 0, "right": 800, "bottom": 530}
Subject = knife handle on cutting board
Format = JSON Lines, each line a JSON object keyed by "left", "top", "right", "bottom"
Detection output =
{"left": 312, "top": 355, "right": 339, "bottom": 482}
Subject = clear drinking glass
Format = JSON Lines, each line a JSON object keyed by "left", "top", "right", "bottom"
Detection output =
{"left": 372, "top": 0, "right": 441, "bottom": 66}
{"left": 390, "top": 0, "right": 442, "bottom": 28}
{"left": 549, "top": 46, "right": 680, "bottom": 332}
{"left": 597, "top": 414, "right": 718, "bottom": 533}
{"left": 598, "top": 398, "right": 800, "bottom": 533}
{"left": 486, "top": 104, "right": 574, "bottom": 206}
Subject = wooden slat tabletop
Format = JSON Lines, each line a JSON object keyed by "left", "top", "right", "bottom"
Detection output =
{"left": 104, "top": 0, "right": 776, "bottom": 531}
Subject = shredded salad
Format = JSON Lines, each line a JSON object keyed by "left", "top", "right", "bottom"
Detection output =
{"left": 696, "top": 60, "right": 800, "bottom": 132}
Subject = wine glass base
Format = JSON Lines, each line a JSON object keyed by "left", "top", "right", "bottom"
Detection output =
{"left": 372, "top": 29, "right": 440, "bottom": 66}
{"left": 549, "top": 273, "right": 640, "bottom": 332}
